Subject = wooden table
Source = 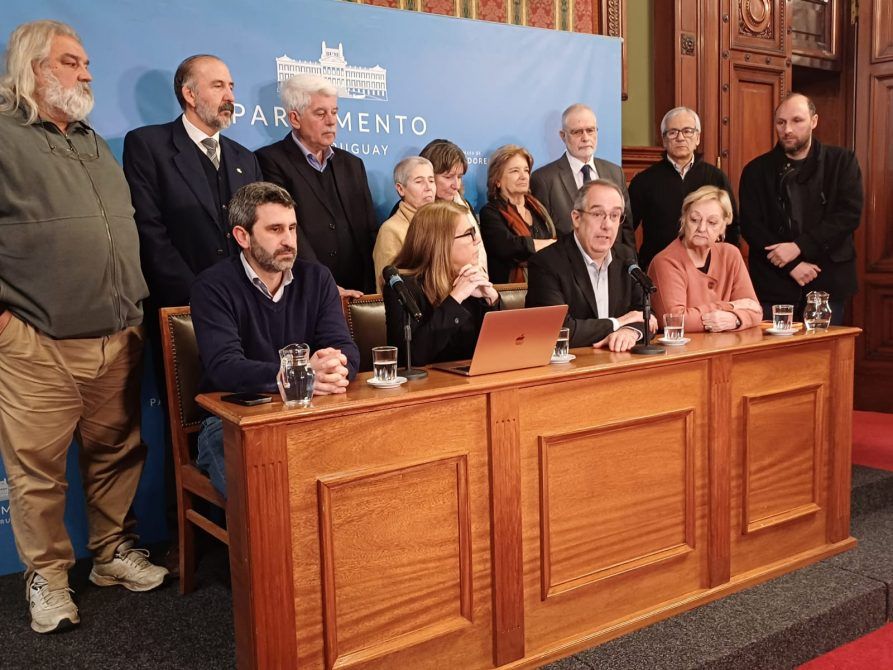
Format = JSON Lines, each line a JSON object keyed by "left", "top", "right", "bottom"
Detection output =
{"left": 198, "top": 325, "right": 859, "bottom": 670}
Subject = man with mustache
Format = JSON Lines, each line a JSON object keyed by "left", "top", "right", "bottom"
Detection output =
{"left": 0, "top": 20, "right": 168, "bottom": 634}
{"left": 123, "top": 54, "right": 263, "bottom": 309}
{"left": 739, "top": 93, "right": 863, "bottom": 323}
{"left": 190, "top": 182, "right": 359, "bottom": 498}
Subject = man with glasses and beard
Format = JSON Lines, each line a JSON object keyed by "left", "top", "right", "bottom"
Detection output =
{"left": 123, "top": 54, "right": 263, "bottom": 309}
{"left": 190, "top": 182, "right": 359, "bottom": 498}
{"left": 0, "top": 20, "right": 168, "bottom": 634}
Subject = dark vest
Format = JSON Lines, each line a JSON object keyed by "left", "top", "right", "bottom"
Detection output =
{"left": 195, "top": 143, "right": 238, "bottom": 256}
{"left": 315, "top": 164, "right": 364, "bottom": 289}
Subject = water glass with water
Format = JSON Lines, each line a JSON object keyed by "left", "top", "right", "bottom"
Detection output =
{"left": 803, "top": 291, "right": 832, "bottom": 331}
{"left": 372, "top": 346, "right": 398, "bottom": 382}
{"left": 772, "top": 304, "right": 794, "bottom": 331}
{"left": 663, "top": 313, "right": 685, "bottom": 341}
{"left": 553, "top": 327, "right": 570, "bottom": 358}
{"left": 278, "top": 343, "right": 315, "bottom": 408}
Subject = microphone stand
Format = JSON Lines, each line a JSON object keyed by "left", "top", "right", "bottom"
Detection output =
{"left": 400, "top": 310, "right": 428, "bottom": 379}
{"left": 630, "top": 287, "right": 665, "bottom": 356}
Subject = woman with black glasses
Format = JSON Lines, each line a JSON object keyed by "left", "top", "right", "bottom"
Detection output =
{"left": 384, "top": 201, "right": 500, "bottom": 366}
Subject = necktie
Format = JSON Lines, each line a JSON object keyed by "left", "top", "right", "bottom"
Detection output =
{"left": 201, "top": 138, "right": 219, "bottom": 170}
{"left": 581, "top": 164, "right": 592, "bottom": 183}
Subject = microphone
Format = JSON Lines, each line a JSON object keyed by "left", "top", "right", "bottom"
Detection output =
{"left": 383, "top": 265, "right": 422, "bottom": 321}
{"left": 626, "top": 262, "right": 657, "bottom": 294}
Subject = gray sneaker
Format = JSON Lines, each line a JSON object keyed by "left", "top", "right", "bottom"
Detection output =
{"left": 89, "top": 540, "right": 169, "bottom": 592}
{"left": 29, "top": 574, "right": 79, "bottom": 634}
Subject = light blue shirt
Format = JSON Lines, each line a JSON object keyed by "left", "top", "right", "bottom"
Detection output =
{"left": 240, "top": 252, "right": 293, "bottom": 303}
{"left": 291, "top": 132, "right": 334, "bottom": 172}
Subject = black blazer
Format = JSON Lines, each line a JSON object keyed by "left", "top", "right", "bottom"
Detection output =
{"left": 529, "top": 153, "right": 636, "bottom": 254}
{"left": 123, "top": 118, "right": 263, "bottom": 308}
{"left": 525, "top": 233, "right": 644, "bottom": 347}
{"left": 255, "top": 134, "right": 378, "bottom": 293}
{"left": 383, "top": 275, "right": 499, "bottom": 366}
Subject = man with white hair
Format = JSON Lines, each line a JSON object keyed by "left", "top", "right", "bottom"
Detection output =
{"left": 530, "top": 103, "right": 635, "bottom": 255}
{"left": 629, "top": 106, "right": 738, "bottom": 269}
{"left": 123, "top": 54, "right": 263, "bottom": 309}
{"left": 0, "top": 20, "right": 167, "bottom": 634}
{"left": 256, "top": 74, "right": 378, "bottom": 295}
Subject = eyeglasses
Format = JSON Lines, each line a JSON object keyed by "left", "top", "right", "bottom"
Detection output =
{"left": 576, "top": 208, "right": 625, "bottom": 225}
{"left": 454, "top": 226, "right": 477, "bottom": 242}
{"left": 663, "top": 127, "right": 699, "bottom": 139}
{"left": 567, "top": 127, "right": 597, "bottom": 138}
{"left": 40, "top": 121, "right": 100, "bottom": 162}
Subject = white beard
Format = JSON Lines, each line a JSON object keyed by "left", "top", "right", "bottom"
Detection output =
{"left": 41, "top": 69, "right": 94, "bottom": 122}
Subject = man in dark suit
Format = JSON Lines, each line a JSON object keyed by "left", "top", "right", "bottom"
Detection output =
{"left": 526, "top": 180, "right": 653, "bottom": 352}
{"left": 530, "top": 103, "right": 635, "bottom": 255}
{"left": 255, "top": 74, "right": 377, "bottom": 295}
{"left": 123, "top": 54, "right": 263, "bottom": 308}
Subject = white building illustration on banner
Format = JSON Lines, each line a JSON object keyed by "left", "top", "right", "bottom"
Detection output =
{"left": 276, "top": 42, "right": 388, "bottom": 101}
{"left": 0, "top": 478, "right": 8, "bottom": 503}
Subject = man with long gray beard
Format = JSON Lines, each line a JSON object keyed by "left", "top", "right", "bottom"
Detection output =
{"left": 0, "top": 20, "right": 168, "bottom": 634}
{"left": 124, "top": 54, "right": 263, "bottom": 309}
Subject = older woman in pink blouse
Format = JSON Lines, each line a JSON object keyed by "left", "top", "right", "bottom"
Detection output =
{"left": 648, "top": 186, "right": 762, "bottom": 332}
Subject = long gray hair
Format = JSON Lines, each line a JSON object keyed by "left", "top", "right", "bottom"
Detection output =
{"left": 0, "top": 20, "right": 81, "bottom": 124}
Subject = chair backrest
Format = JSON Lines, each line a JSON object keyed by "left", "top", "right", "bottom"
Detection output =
{"left": 342, "top": 283, "right": 528, "bottom": 371}
{"left": 343, "top": 294, "right": 387, "bottom": 372}
{"left": 158, "top": 307, "right": 203, "bottom": 466}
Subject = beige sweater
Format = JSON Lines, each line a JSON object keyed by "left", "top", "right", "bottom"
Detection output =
{"left": 373, "top": 201, "right": 417, "bottom": 291}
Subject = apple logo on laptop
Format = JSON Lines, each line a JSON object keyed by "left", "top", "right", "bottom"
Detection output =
{"left": 515, "top": 334, "right": 526, "bottom": 346}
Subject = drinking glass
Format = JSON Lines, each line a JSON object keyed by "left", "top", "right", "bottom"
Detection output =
{"left": 553, "top": 328, "right": 570, "bottom": 358}
{"left": 772, "top": 304, "right": 794, "bottom": 331}
{"left": 663, "top": 314, "right": 685, "bottom": 341}
{"left": 372, "top": 346, "right": 398, "bottom": 382}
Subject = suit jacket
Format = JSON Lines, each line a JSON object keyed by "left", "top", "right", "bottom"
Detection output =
{"left": 530, "top": 153, "right": 636, "bottom": 254}
{"left": 123, "top": 117, "right": 263, "bottom": 308}
{"left": 525, "top": 233, "right": 644, "bottom": 347}
{"left": 255, "top": 133, "right": 378, "bottom": 293}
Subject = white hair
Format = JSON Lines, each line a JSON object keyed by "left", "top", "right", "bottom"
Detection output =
{"left": 393, "top": 156, "right": 433, "bottom": 186}
{"left": 280, "top": 73, "right": 337, "bottom": 114}
{"left": 561, "top": 103, "right": 596, "bottom": 130}
{"left": 0, "top": 20, "right": 81, "bottom": 124}
{"left": 660, "top": 106, "right": 701, "bottom": 135}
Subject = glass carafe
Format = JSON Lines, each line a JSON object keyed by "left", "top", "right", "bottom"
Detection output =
{"left": 803, "top": 291, "right": 832, "bottom": 331}
{"left": 278, "top": 343, "right": 315, "bottom": 408}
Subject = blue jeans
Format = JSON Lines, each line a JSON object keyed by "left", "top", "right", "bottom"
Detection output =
{"left": 196, "top": 416, "right": 226, "bottom": 499}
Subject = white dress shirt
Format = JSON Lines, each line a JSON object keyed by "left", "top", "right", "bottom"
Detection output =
{"left": 565, "top": 152, "right": 600, "bottom": 190}
{"left": 182, "top": 114, "right": 221, "bottom": 163}
{"left": 240, "top": 252, "right": 294, "bottom": 303}
{"left": 572, "top": 234, "right": 619, "bottom": 331}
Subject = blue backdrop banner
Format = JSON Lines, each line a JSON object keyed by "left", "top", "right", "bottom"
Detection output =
{"left": 0, "top": 0, "right": 621, "bottom": 576}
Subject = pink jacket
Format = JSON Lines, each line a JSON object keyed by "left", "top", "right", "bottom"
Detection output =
{"left": 648, "top": 238, "right": 762, "bottom": 332}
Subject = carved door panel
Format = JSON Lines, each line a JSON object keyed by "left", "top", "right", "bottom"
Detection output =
{"left": 720, "top": 0, "right": 791, "bottom": 192}
{"left": 853, "top": 0, "right": 893, "bottom": 410}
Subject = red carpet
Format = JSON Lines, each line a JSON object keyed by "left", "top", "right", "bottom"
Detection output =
{"left": 797, "top": 623, "right": 893, "bottom": 668}
{"left": 852, "top": 411, "right": 893, "bottom": 472}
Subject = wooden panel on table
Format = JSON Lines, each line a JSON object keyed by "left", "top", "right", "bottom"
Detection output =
{"left": 538, "top": 409, "right": 696, "bottom": 599}
{"left": 489, "top": 389, "right": 525, "bottom": 666}
{"left": 289, "top": 396, "right": 495, "bottom": 670}
{"left": 226, "top": 422, "right": 298, "bottom": 670}
{"left": 853, "top": 0, "right": 893, "bottom": 410}
{"left": 708, "top": 354, "right": 732, "bottom": 587}
{"left": 519, "top": 362, "right": 709, "bottom": 655}
{"left": 317, "top": 455, "right": 473, "bottom": 669}
{"left": 827, "top": 336, "right": 854, "bottom": 543}
{"left": 729, "top": 343, "right": 833, "bottom": 577}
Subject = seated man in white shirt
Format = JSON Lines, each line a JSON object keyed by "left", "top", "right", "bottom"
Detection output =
{"left": 525, "top": 180, "right": 654, "bottom": 352}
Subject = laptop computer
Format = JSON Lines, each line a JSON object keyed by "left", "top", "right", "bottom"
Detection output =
{"left": 431, "top": 305, "right": 568, "bottom": 376}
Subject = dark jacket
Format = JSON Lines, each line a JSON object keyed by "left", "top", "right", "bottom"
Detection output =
{"left": 479, "top": 198, "right": 553, "bottom": 284}
{"left": 525, "top": 233, "right": 644, "bottom": 347}
{"left": 629, "top": 154, "right": 738, "bottom": 270}
{"left": 255, "top": 134, "right": 377, "bottom": 293}
{"left": 123, "top": 118, "right": 263, "bottom": 308}
{"left": 739, "top": 139, "right": 863, "bottom": 304}
{"left": 383, "top": 275, "right": 499, "bottom": 366}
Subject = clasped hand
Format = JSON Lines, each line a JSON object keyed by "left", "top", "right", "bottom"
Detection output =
{"left": 450, "top": 264, "right": 497, "bottom": 304}
{"left": 309, "top": 347, "right": 350, "bottom": 395}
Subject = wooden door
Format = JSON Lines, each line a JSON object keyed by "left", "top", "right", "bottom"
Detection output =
{"left": 853, "top": 0, "right": 893, "bottom": 410}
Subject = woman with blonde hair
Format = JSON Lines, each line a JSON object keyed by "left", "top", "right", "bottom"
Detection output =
{"left": 648, "top": 185, "right": 762, "bottom": 332}
{"left": 479, "top": 144, "right": 556, "bottom": 283}
{"left": 384, "top": 200, "right": 499, "bottom": 365}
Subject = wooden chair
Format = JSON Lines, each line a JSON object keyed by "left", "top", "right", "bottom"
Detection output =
{"left": 158, "top": 306, "right": 228, "bottom": 594}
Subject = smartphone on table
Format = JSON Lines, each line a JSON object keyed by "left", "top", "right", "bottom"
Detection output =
{"left": 221, "top": 392, "right": 272, "bottom": 406}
